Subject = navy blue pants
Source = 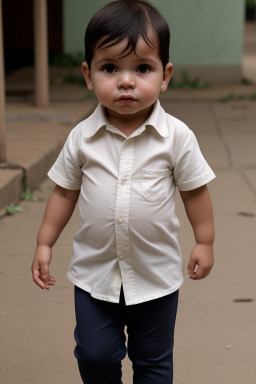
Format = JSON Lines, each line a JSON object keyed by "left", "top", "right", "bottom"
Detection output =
{"left": 74, "top": 286, "right": 179, "bottom": 384}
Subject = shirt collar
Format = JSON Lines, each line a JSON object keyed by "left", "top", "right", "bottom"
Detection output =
{"left": 144, "top": 100, "right": 169, "bottom": 137}
{"left": 82, "top": 99, "right": 169, "bottom": 139}
{"left": 82, "top": 103, "right": 108, "bottom": 138}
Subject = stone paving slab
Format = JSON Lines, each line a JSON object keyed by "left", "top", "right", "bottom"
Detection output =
{"left": 2, "top": 167, "right": 256, "bottom": 383}
{"left": 174, "top": 169, "right": 256, "bottom": 384}
{"left": 0, "top": 169, "right": 23, "bottom": 212}
{"left": 194, "top": 132, "right": 230, "bottom": 170}
{"left": 161, "top": 101, "right": 219, "bottom": 133}
{"left": 0, "top": 183, "right": 132, "bottom": 384}
{"left": 243, "top": 169, "right": 256, "bottom": 195}
{"left": 0, "top": 97, "right": 97, "bottom": 212}
{"left": 219, "top": 130, "right": 256, "bottom": 169}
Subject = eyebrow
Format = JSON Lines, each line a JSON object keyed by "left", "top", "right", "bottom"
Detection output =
{"left": 94, "top": 57, "right": 158, "bottom": 65}
{"left": 94, "top": 58, "right": 118, "bottom": 65}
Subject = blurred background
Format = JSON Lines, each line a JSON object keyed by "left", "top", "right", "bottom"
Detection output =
{"left": 2, "top": 0, "right": 253, "bottom": 83}
{"left": 1, "top": 1, "right": 256, "bottom": 384}
{"left": 1, "top": 0, "right": 255, "bottom": 167}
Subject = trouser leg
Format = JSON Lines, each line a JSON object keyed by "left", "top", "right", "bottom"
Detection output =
{"left": 74, "top": 286, "right": 126, "bottom": 384}
{"left": 126, "top": 290, "right": 179, "bottom": 384}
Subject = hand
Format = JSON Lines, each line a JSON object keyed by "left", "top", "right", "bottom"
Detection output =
{"left": 187, "top": 243, "right": 214, "bottom": 280}
{"left": 31, "top": 245, "right": 56, "bottom": 290}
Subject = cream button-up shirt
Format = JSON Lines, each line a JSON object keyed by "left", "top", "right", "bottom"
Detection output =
{"left": 48, "top": 100, "right": 215, "bottom": 305}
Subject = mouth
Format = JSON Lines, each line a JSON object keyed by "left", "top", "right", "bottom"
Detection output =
{"left": 117, "top": 95, "right": 137, "bottom": 104}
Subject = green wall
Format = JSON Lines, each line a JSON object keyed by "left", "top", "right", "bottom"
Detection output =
{"left": 63, "top": 0, "right": 244, "bottom": 74}
{"left": 63, "top": 0, "right": 108, "bottom": 58}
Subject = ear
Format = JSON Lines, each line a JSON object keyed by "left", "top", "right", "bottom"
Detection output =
{"left": 160, "top": 63, "right": 173, "bottom": 93}
{"left": 81, "top": 61, "right": 94, "bottom": 91}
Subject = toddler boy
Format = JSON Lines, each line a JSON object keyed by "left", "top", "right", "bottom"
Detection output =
{"left": 32, "top": 1, "right": 215, "bottom": 383}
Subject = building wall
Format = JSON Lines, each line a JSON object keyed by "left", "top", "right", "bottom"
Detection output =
{"left": 63, "top": 0, "right": 107, "bottom": 56}
{"left": 63, "top": 0, "right": 244, "bottom": 82}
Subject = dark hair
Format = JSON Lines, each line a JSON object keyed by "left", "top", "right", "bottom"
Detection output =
{"left": 84, "top": 0, "right": 170, "bottom": 69}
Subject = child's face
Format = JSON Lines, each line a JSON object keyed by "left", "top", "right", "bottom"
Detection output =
{"left": 82, "top": 30, "right": 173, "bottom": 129}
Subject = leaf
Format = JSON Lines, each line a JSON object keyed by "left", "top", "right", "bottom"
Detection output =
{"left": 181, "top": 70, "right": 209, "bottom": 89}
{"left": 37, "top": 185, "right": 53, "bottom": 191}
{"left": 249, "top": 93, "right": 256, "bottom": 100}
{"left": 20, "top": 187, "right": 38, "bottom": 201}
{"left": 219, "top": 93, "right": 235, "bottom": 103}
{"left": 5, "top": 204, "right": 25, "bottom": 215}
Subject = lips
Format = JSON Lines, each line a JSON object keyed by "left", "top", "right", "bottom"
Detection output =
{"left": 117, "top": 95, "right": 137, "bottom": 104}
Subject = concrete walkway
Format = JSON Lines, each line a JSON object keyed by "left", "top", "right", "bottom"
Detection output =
{"left": 1, "top": 22, "right": 256, "bottom": 383}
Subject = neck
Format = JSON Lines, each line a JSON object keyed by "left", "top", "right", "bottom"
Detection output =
{"left": 105, "top": 106, "right": 153, "bottom": 137}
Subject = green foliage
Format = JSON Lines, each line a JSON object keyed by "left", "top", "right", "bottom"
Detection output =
{"left": 181, "top": 70, "right": 209, "bottom": 89}
{"left": 49, "top": 52, "right": 86, "bottom": 86}
{"left": 246, "top": 0, "right": 255, "bottom": 9}
{"left": 5, "top": 204, "right": 25, "bottom": 215}
{"left": 64, "top": 72, "right": 85, "bottom": 86}
{"left": 20, "top": 187, "right": 38, "bottom": 201}
{"left": 168, "top": 77, "right": 183, "bottom": 89}
{"left": 37, "top": 184, "right": 53, "bottom": 192}
{"left": 169, "top": 70, "right": 209, "bottom": 89}
{"left": 49, "top": 52, "right": 84, "bottom": 67}
{"left": 219, "top": 92, "right": 256, "bottom": 102}
{"left": 219, "top": 93, "right": 236, "bottom": 102}
{"left": 242, "top": 77, "right": 254, "bottom": 85}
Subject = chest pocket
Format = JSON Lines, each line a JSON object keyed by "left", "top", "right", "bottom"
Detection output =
{"left": 141, "top": 169, "right": 171, "bottom": 203}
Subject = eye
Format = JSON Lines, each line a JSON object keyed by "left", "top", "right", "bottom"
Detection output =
{"left": 137, "top": 64, "right": 150, "bottom": 74}
{"left": 102, "top": 64, "right": 117, "bottom": 74}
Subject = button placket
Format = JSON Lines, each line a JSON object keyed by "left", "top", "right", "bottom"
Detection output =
{"left": 115, "top": 139, "right": 135, "bottom": 287}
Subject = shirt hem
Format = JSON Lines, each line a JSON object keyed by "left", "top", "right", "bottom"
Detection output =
{"left": 67, "top": 272, "right": 184, "bottom": 305}
{"left": 177, "top": 170, "right": 216, "bottom": 191}
{"left": 48, "top": 169, "right": 81, "bottom": 190}
{"left": 67, "top": 272, "right": 121, "bottom": 304}
{"left": 124, "top": 277, "right": 184, "bottom": 305}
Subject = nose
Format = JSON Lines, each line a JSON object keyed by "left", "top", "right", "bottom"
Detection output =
{"left": 118, "top": 71, "right": 135, "bottom": 89}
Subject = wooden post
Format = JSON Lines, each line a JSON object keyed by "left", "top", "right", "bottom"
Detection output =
{"left": 0, "top": 0, "right": 6, "bottom": 163}
{"left": 33, "top": 0, "right": 49, "bottom": 107}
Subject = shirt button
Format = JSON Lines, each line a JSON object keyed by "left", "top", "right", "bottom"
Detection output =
{"left": 118, "top": 218, "right": 124, "bottom": 224}
{"left": 119, "top": 254, "right": 125, "bottom": 259}
{"left": 122, "top": 176, "right": 127, "bottom": 182}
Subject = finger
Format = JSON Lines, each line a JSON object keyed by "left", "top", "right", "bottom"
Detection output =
{"left": 187, "top": 259, "right": 197, "bottom": 275}
{"left": 41, "top": 275, "right": 56, "bottom": 289}
{"left": 189, "top": 271, "right": 200, "bottom": 280}
{"left": 40, "top": 264, "right": 50, "bottom": 281}
{"left": 48, "top": 276, "right": 56, "bottom": 286}
{"left": 189, "top": 266, "right": 209, "bottom": 280}
{"left": 32, "top": 269, "right": 48, "bottom": 289}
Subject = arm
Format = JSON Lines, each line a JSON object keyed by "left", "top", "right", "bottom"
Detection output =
{"left": 31, "top": 185, "right": 80, "bottom": 290}
{"left": 180, "top": 185, "right": 214, "bottom": 280}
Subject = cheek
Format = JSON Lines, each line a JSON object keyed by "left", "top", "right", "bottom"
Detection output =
{"left": 95, "top": 87, "right": 113, "bottom": 102}
{"left": 93, "top": 77, "right": 115, "bottom": 95}
{"left": 139, "top": 80, "right": 162, "bottom": 99}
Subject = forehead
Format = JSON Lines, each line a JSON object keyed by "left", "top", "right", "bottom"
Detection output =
{"left": 93, "top": 30, "right": 160, "bottom": 62}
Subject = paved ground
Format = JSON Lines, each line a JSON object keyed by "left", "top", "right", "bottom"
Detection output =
{"left": 1, "top": 22, "right": 256, "bottom": 384}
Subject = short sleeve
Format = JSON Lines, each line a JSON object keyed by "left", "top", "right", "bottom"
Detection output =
{"left": 48, "top": 127, "right": 83, "bottom": 190}
{"left": 173, "top": 129, "right": 215, "bottom": 191}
